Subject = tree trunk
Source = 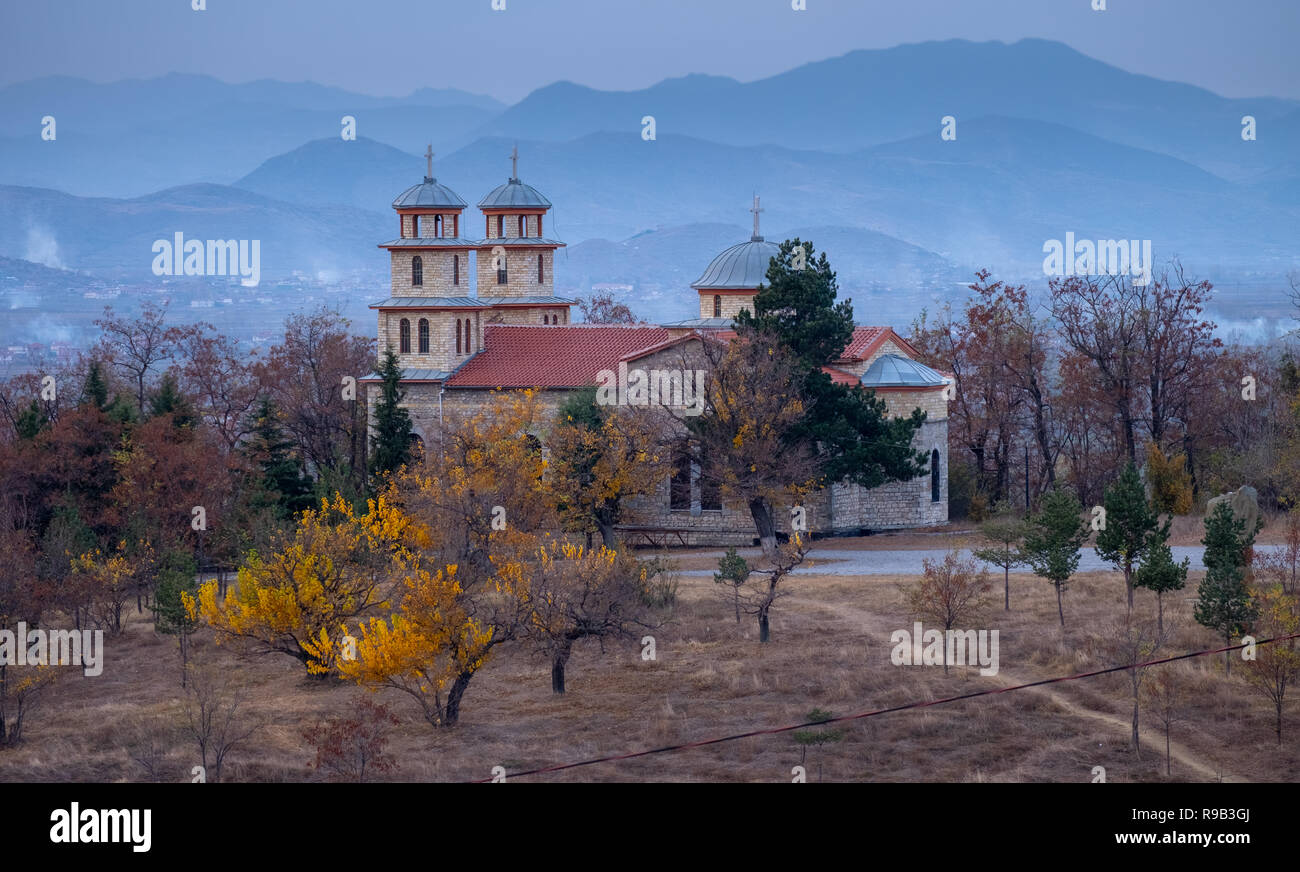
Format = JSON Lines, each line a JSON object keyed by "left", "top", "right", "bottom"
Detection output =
{"left": 551, "top": 640, "right": 573, "bottom": 695}
{"left": 733, "top": 591, "right": 741, "bottom": 624}
{"left": 444, "top": 672, "right": 473, "bottom": 726}
{"left": 596, "top": 518, "right": 618, "bottom": 551}
{"left": 1165, "top": 724, "right": 1171, "bottom": 775}
{"left": 1278, "top": 700, "right": 1284, "bottom": 745}
{"left": 748, "top": 498, "right": 777, "bottom": 559}
{"left": 1156, "top": 592, "right": 1164, "bottom": 635}
{"left": 1004, "top": 566, "right": 1010, "bottom": 611}
{"left": 758, "top": 607, "right": 771, "bottom": 643}
{"left": 1124, "top": 565, "right": 1133, "bottom": 611}
{"left": 1056, "top": 583, "right": 1065, "bottom": 627}
{"left": 1130, "top": 693, "right": 1139, "bottom": 751}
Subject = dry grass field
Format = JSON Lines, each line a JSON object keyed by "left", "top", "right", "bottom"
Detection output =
{"left": 1, "top": 556, "right": 1296, "bottom": 784}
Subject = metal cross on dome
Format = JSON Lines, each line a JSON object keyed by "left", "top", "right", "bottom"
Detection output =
{"left": 425, "top": 144, "right": 433, "bottom": 179}
{"left": 510, "top": 143, "right": 519, "bottom": 180}
{"left": 750, "top": 194, "right": 763, "bottom": 239}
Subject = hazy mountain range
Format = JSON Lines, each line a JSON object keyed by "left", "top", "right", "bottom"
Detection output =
{"left": 1, "top": 38, "right": 1297, "bottom": 333}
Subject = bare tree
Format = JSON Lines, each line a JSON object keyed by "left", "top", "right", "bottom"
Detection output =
{"left": 1141, "top": 665, "right": 1191, "bottom": 776}
{"left": 182, "top": 664, "right": 260, "bottom": 783}
{"left": 907, "top": 551, "right": 994, "bottom": 673}
{"left": 1094, "top": 615, "right": 1167, "bottom": 753}
{"left": 95, "top": 302, "right": 183, "bottom": 414}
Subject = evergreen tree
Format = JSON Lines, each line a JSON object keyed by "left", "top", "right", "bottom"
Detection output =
{"left": 1133, "top": 535, "right": 1188, "bottom": 635}
{"left": 369, "top": 349, "right": 413, "bottom": 480}
{"left": 14, "top": 399, "right": 45, "bottom": 440}
{"left": 244, "top": 395, "right": 313, "bottom": 519}
{"left": 1095, "top": 462, "right": 1164, "bottom": 612}
{"left": 971, "top": 501, "right": 1027, "bottom": 611}
{"left": 732, "top": 238, "right": 927, "bottom": 489}
{"left": 713, "top": 546, "right": 751, "bottom": 624}
{"left": 1195, "top": 501, "right": 1260, "bottom": 673}
{"left": 1022, "top": 485, "right": 1090, "bottom": 627}
{"left": 148, "top": 372, "right": 197, "bottom": 430}
{"left": 153, "top": 549, "right": 199, "bottom": 686}
{"left": 81, "top": 360, "right": 109, "bottom": 410}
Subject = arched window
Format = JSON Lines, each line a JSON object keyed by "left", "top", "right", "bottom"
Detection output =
{"left": 411, "top": 256, "right": 423, "bottom": 287}
{"left": 455, "top": 319, "right": 462, "bottom": 355}
{"left": 497, "top": 256, "right": 507, "bottom": 285}
{"left": 713, "top": 295, "right": 722, "bottom": 318}
{"left": 410, "top": 215, "right": 418, "bottom": 237}
{"left": 453, "top": 254, "right": 459, "bottom": 286}
{"left": 418, "top": 318, "right": 429, "bottom": 354}
{"left": 520, "top": 215, "right": 528, "bottom": 237}
{"left": 464, "top": 319, "right": 472, "bottom": 353}
{"left": 496, "top": 214, "right": 504, "bottom": 238}
{"left": 537, "top": 253, "right": 544, "bottom": 284}
{"left": 399, "top": 318, "right": 411, "bottom": 354}
{"left": 433, "top": 215, "right": 443, "bottom": 237}
{"left": 931, "top": 449, "right": 941, "bottom": 503}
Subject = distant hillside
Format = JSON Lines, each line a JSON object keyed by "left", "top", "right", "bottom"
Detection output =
{"left": 0, "top": 183, "right": 390, "bottom": 279}
{"left": 0, "top": 74, "right": 504, "bottom": 196}
{"left": 228, "top": 120, "right": 1300, "bottom": 278}
{"left": 472, "top": 39, "right": 1300, "bottom": 181}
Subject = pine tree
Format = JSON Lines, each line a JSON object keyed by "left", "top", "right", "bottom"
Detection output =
{"left": 971, "top": 501, "right": 1027, "bottom": 611}
{"left": 731, "top": 238, "right": 927, "bottom": 489}
{"left": 1022, "top": 485, "right": 1090, "bottom": 627}
{"left": 1133, "top": 535, "right": 1188, "bottom": 635}
{"left": 148, "top": 372, "right": 197, "bottom": 430}
{"left": 1195, "top": 501, "right": 1259, "bottom": 673}
{"left": 153, "top": 549, "right": 199, "bottom": 687}
{"left": 244, "top": 395, "right": 313, "bottom": 519}
{"left": 14, "top": 400, "right": 45, "bottom": 440}
{"left": 369, "top": 349, "right": 413, "bottom": 480}
{"left": 81, "top": 360, "right": 109, "bottom": 410}
{"left": 1095, "top": 462, "right": 1164, "bottom": 612}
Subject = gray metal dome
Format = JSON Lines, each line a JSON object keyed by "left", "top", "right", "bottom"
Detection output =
{"left": 393, "top": 178, "right": 467, "bottom": 209}
{"left": 478, "top": 178, "right": 551, "bottom": 208}
{"left": 860, "top": 354, "right": 947, "bottom": 388}
{"left": 692, "top": 238, "right": 780, "bottom": 289}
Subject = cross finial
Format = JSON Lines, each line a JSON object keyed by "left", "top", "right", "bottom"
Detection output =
{"left": 424, "top": 144, "right": 434, "bottom": 180}
{"left": 750, "top": 194, "right": 764, "bottom": 240}
{"left": 510, "top": 143, "right": 519, "bottom": 181}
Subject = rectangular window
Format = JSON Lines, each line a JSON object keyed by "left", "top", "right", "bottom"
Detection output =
{"left": 700, "top": 472, "right": 721, "bottom": 511}
{"left": 669, "top": 450, "right": 692, "bottom": 511}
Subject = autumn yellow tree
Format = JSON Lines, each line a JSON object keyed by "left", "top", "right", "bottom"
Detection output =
{"left": 547, "top": 387, "right": 667, "bottom": 549}
{"left": 191, "top": 493, "right": 410, "bottom": 673}
{"left": 1241, "top": 584, "right": 1300, "bottom": 744}
{"left": 518, "top": 540, "right": 653, "bottom": 693}
{"left": 329, "top": 394, "right": 552, "bottom": 725}
{"left": 72, "top": 540, "right": 155, "bottom": 635}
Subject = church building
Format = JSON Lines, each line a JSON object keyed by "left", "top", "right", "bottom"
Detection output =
{"left": 363, "top": 149, "right": 949, "bottom": 544}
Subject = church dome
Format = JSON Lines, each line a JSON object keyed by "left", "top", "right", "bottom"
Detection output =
{"left": 393, "top": 178, "right": 467, "bottom": 209}
{"left": 692, "top": 238, "right": 780, "bottom": 289}
{"left": 860, "top": 354, "right": 947, "bottom": 388}
{"left": 478, "top": 178, "right": 552, "bottom": 208}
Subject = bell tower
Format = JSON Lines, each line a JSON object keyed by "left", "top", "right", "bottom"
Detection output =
{"left": 476, "top": 145, "right": 565, "bottom": 299}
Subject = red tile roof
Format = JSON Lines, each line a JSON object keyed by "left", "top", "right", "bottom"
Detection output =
{"left": 823, "top": 365, "right": 861, "bottom": 385}
{"left": 838, "top": 326, "right": 917, "bottom": 361}
{"left": 446, "top": 325, "right": 673, "bottom": 388}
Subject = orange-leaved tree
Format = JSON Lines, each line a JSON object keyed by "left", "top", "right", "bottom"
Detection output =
{"left": 191, "top": 493, "right": 410, "bottom": 673}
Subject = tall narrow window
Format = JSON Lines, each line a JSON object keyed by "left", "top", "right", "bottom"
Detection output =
{"left": 464, "top": 319, "right": 472, "bottom": 353}
{"left": 453, "top": 254, "right": 459, "bottom": 286}
{"left": 497, "top": 256, "right": 507, "bottom": 285}
{"left": 411, "top": 215, "right": 419, "bottom": 237}
{"left": 418, "top": 318, "right": 429, "bottom": 354}
{"left": 399, "top": 318, "right": 411, "bottom": 354}
{"left": 931, "top": 449, "right": 942, "bottom": 502}
{"left": 520, "top": 215, "right": 528, "bottom": 237}
{"left": 713, "top": 295, "right": 721, "bottom": 317}
{"left": 433, "top": 215, "right": 442, "bottom": 237}
{"left": 411, "top": 256, "right": 423, "bottom": 287}
{"left": 700, "top": 471, "right": 721, "bottom": 511}
{"left": 669, "top": 446, "right": 692, "bottom": 511}
{"left": 537, "top": 253, "right": 544, "bottom": 284}
{"left": 455, "top": 319, "right": 461, "bottom": 355}
{"left": 497, "top": 214, "right": 504, "bottom": 238}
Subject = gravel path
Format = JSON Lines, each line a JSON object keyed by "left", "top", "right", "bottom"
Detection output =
{"left": 677, "top": 545, "right": 1283, "bottom": 576}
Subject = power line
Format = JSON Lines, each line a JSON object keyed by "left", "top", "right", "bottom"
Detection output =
{"left": 470, "top": 633, "right": 1300, "bottom": 782}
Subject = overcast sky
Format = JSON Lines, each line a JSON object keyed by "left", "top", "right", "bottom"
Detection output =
{"left": 1, "top": 0, "right": 1297, "bottom": 102}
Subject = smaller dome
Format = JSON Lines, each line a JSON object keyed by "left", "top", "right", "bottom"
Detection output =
{"left": 393, "top": 178, "right": 467, "bottom": 209}
{"left": 692, "top": 238, "right": 780, "bottom": 289}
{"left": 860, "top": 354, "right": 947, "bottom": 388}
{"left": 478, "top": 178, "right": 551, "bottom": 208}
